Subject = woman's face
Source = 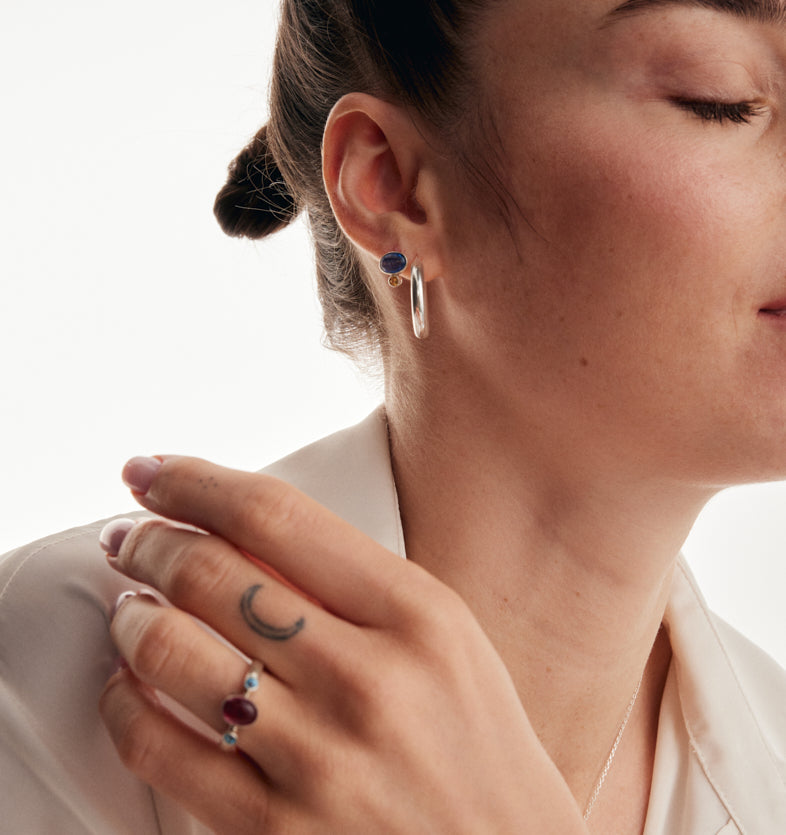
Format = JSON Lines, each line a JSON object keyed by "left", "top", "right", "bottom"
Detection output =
{"left": 441, "top": 0, "right": 786, "bottom": 485}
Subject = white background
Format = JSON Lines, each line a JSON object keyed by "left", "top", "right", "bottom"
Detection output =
{"left": 1, "top": 2, "right": 784, "bottom": 667}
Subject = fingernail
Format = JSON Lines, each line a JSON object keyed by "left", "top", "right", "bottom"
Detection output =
{"left": 122, "top": 456, "right": 162, "bottom": 494}
{"left": 99, "top": 518, "right": 137, "bottom": 557}
{"left": 112, "top": 590, "right": 137, "bottom": 617}
{"left": 109, "top": 655, "right": 129, "bottom": 676}
{"left": 111, "top": 589, "right": 159, "bottom": 618}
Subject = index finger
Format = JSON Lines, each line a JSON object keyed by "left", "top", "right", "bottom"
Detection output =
{"left": 123, "top": 455, "right": 426, "bottom": 626}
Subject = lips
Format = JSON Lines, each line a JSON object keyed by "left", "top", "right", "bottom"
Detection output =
{"left": 760, "top": 297, "right": 786, "bottom": 315}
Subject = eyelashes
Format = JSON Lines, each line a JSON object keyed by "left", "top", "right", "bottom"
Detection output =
{"left": 671, "top": 98, "right": 765, "bottom": 125}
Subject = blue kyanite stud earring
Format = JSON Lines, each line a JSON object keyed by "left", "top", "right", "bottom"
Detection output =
{"left": 380, "top": 251, "right": 407, "bottom": 287}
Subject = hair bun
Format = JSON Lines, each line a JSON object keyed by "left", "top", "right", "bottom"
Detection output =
{"left": 213, "top": 124, "right": 298, "bottom": 239}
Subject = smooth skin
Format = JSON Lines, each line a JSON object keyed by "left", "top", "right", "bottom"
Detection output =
{"left": 102, "top": 1, "right": 786, "bottom": 833}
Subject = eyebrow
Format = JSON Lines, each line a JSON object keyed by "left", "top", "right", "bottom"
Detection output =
{"left": 606, "top": 0, "right": 786, "bottom": 25}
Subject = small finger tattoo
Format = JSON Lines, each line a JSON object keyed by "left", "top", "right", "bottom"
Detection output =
{"left": 240, "top": 584, "right": 305, "bottom": 641}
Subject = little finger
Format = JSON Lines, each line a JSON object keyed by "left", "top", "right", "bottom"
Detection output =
{"left": 99, "top": 670, "right": 276, "bottom": 835}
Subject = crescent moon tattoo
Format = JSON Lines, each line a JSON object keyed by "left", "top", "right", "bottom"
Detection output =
{"left": 240, "top": 584, "right": 305, "bottom": 641}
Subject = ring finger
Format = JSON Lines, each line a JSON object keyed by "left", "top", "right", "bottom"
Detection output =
{"left": 110, "top": 591, "right": 321, "bottom": 786}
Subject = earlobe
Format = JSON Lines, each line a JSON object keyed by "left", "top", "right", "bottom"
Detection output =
{"left": 322, "top": 93, "right": 439, "bottom": 268}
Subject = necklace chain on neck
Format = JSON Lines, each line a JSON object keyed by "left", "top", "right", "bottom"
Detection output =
{"left": 383, "top": 412, "right": 645, "bottom": 823}
{"left": 582, "top": 674, "right": 643, "bottom": 821}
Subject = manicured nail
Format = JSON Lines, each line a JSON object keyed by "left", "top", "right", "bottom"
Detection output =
{"left": 99, "top": 518, "right": 137, "bottom": 557}
{"left": 122, "top": 456, "right": 162, "bottom": 494}
{"left": 111, "top": 589, "right": 159, "bottom": 618}
{"left": 112, "top": 590, "right": 138, "bottom": 617}
{"left": 109, "top": 655, "right": 129, "bottom": 676}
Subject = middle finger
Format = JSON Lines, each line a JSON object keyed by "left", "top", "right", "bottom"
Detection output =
{"left": 107, "top": 518, "right": 354, "bottom": 688}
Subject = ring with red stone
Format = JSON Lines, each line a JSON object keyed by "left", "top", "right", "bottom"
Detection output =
{"left": 220, "top": 660, "right": 263, "bottom": 751}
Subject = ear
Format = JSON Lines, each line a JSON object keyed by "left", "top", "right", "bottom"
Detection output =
{"left": 322, "top": 93, "right": 445, "bottom": 280}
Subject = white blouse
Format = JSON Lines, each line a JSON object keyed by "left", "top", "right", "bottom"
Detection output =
{"left": 1, "top": 409, "right": 784, "bottom": 833}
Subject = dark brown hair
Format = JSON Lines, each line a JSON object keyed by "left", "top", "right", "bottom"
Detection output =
{"left": 214, "top": 0, "right": 492, "bottom": 363}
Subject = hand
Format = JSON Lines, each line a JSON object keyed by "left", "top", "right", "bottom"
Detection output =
{"left": 99, "top": 456, "right": 588, "bottom": 834}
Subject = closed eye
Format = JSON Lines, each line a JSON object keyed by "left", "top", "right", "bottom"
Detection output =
{"left": 671, "top": 98, "right": 764, "bottom": 125}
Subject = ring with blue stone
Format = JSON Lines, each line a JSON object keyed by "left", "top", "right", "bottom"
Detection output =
{"left": 379, "top": 251, "right": 407, "bottom": 287}
{"left": 220, "top": 659, "right": 263, "bottom": 752}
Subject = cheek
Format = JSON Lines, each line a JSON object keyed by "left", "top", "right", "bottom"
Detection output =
{"left": 535, "top": 134, "right": 748, "bottom": 299}
{"left": 477, "top": 122, "right": 761, "bottom": 384}
{"left": 506, "top": 115, "right": 770, "bottom": 356}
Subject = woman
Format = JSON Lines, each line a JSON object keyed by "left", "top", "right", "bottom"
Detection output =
{"left": 2, "top": 0, "right": 785, "bottom": 832}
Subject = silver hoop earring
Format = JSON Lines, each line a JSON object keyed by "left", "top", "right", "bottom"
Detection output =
{"left": 410, "top": 262, "right": 429, "bottom": 339}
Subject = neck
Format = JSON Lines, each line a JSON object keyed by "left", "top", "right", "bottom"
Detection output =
{"left": 385, "top": 375, "right": 713, "bottom": 814}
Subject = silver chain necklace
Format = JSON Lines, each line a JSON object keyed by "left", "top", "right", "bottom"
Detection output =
{"left": 582, "top": 674, "right": 643, "bottom": 821}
